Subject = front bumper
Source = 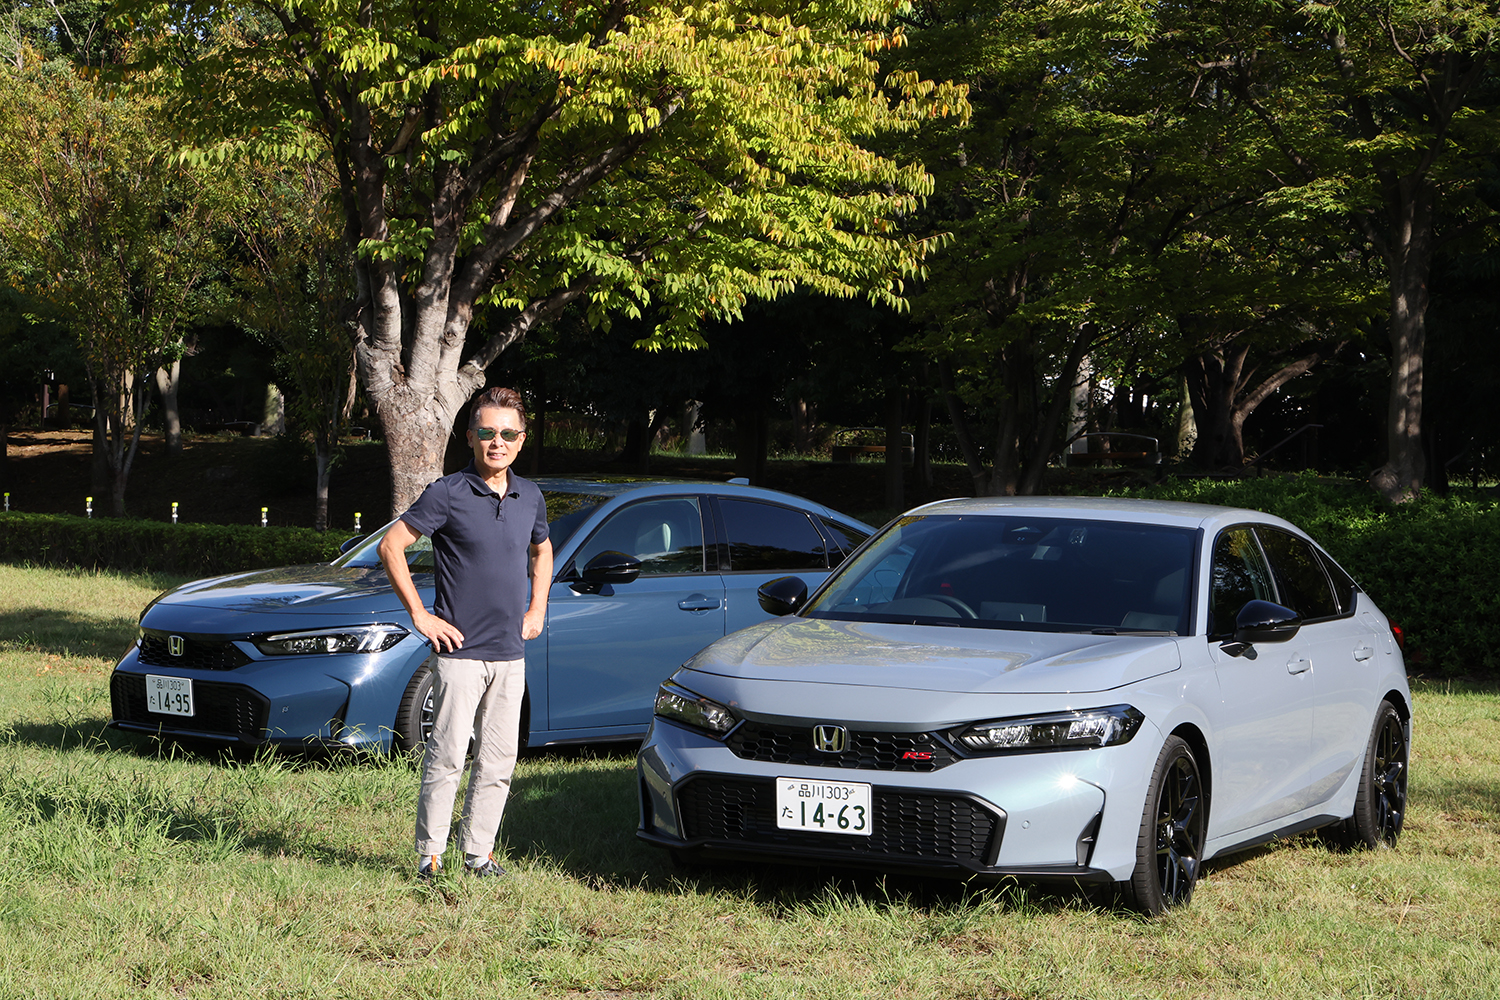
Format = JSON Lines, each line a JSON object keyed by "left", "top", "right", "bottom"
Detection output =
{"left": 637, "top": 716, "right": 1160, "bottom": 883}
{"left": 108, "top": 634, "right": 430, "bottom": 750}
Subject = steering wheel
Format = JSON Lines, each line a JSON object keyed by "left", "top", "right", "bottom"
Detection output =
{"left": 915, "top": 593, "right": 978, "bottom": 619}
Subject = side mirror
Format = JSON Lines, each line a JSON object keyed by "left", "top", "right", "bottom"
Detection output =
{"left": 572, "top": 550, "right": 642, "bottom": 593}
{"left": 339, "top": 534, "right": 367, "bottom": 554}
{"left": 1232, "top": 599, "right": 1302, "bottom": 645}
{"left": 758, "top": 576, "right": 808, "bottom": 616}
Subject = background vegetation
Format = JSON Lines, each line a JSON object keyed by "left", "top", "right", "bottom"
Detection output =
{"left": 1, "top": 561, "right": 1497, "bottom": 999}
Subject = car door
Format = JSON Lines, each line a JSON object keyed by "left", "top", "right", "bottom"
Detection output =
{"left": 1204, "top": 525, "right": 1315, "bottom": 836}
{"left": 1255, "top": 526, "right": 1373, "bottom": 811}
{"left": 713, "top": 497, "right": 840, "bottom": 634}
{"left": 544, "top": 495, "right": 725, "bottom": 731}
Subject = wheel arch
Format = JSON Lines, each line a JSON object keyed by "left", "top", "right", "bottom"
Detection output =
{"left": 1168, "top": 721, "right": 1212, "bottom": 819}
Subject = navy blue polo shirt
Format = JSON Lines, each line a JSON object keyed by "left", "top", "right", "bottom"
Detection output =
{"left": 399, "top": 464, "right": 549, "bottom": 661}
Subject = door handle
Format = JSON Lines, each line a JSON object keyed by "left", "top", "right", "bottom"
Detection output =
{"left": 1353, "top": 645, "right": 1374, "bottom": 662}
{"left": 1287, "top": 656, "right": 1312, "bottom": 675}
{"left": 677, "top": 595, "right": 721, "bottom": 613}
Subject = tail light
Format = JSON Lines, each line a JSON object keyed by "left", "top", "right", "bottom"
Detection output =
{"left": 1389, "top": 621, "right": 1405, "bottom": 649}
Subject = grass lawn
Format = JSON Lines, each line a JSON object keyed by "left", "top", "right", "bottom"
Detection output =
{"left": 1, "top": 562, "right": 1497, "bottom": 999}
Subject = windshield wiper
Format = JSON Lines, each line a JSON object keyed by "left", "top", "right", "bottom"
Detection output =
{"left": 1088, "top": 627, "right": 1177, "bottom": 636}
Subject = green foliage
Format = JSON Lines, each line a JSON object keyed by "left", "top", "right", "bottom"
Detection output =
{"left": 0, "top": 512, "right": 342, "bottom": 576}
{"left": 1113, "top": 475, "right": 1500, "bottom": 676}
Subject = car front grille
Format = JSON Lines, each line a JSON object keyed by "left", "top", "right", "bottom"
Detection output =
{"left": 110, "top": 673, "right": 270, "bottom": 741}
{"left": 726, "top": 723, "right": 959, "bottom": 772}
{"left": 137, "top": 631, "right": 252, "bottom": 672}
{"left": 676, "top": 776, "right": 1000, "bottom": 867}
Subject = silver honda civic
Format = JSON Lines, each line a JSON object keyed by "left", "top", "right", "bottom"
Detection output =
{"left": 636, "top": 497, "right": 1411, "bottom": 913}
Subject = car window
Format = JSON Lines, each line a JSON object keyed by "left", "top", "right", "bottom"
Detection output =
{"left": 571, "top": 497, "right": 707, "bottom": 576}
{"left": 1316, "top": 547, "right": 1360, "bottom": 614}
{"left": 1257, "top": 527, "right": 1339, "bottom": 621}
{"left": 806, "top": 514, "right": 1194, "bottom": 634}
{"left": 334, "top": 489, "right": 605, "bottom": 570}
{"left": 818, "top": 517, "right": 871, "bottom": 563}
{"left": 333, "top": 526, "right": 434, "bottom": 571}
{"left": 1208, "top": 527, "right": 1275, "bottom": 637}
{"left": 719, "top": 498, "right": 830, "bottom": 572}
{"left": 543, "top": 491, "right": 609, "bottom": 549}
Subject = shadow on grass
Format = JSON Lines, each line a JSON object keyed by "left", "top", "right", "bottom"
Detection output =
{"left": 0, "top": 606, "right": 139, "bottom": 661}
{"left": 500, "top": 755, "right": 1114, "bottom": 914}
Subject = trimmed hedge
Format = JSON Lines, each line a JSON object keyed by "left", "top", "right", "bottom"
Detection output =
{"left": 1114, "top": 475, "right": 1500, "bottom": 677}
{"left": 0, "top": 512, "right": 345, "bottom": 577}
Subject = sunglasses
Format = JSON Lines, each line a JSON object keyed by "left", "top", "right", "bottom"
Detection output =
{"left": 474, "top": 427, "right": 524, "bottom": 442}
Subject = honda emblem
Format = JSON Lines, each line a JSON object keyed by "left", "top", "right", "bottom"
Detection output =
{"left": 812, "top": 725, "right": 847, "bottom": 754}
{"left": 168, "top": 635, "right": 185, "bottom": 657}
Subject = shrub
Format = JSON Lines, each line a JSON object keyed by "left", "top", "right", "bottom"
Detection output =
{"left": 0, "top": 513, "right": 344, "bottom": 577}
{"left": 1114, "top": 475, "right": 1500, "bottom": 677}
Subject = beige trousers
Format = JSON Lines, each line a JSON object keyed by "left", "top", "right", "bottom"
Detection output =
{"left": 413, "top": 655, "right": 526, "bottom": 860}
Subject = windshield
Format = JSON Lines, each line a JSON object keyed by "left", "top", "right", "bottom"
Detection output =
{"left": 332, "top": 490, "right": 608, "bottom": 570}
{"left": 805, "top": 514, "right": 1196, "bottom": 635}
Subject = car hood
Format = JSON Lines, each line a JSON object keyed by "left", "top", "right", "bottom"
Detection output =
{"left": 684, "top": 617, "right": 1182, "bottom": 695}
{"left": 147, "top": 564, "right": 426, "bottom": 620}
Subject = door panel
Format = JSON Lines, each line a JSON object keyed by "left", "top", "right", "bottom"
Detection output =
{"left": 1204, "top": 526, "right": 1313, "bottom": 836}
{"left": 545, "top": 497, "right": 724, "bottom": 731}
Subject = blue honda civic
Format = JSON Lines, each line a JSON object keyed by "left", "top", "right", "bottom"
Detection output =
{"left": 109, "top": 477, "right": 871, "bottom": 752}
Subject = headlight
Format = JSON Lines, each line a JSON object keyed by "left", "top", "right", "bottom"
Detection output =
{"left": 654, "top": 682, "right": 738, "bottom": 737}
{"left": 253, "top": 624, "right": 409, "bottom": 656}
{"left": 951, "top": 705, "right": 1143, "bottom": 754}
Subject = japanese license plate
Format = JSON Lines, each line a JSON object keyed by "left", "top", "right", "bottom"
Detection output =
{"left": 145, "top": 674, "right": 194, "bottom": 717}
{"left": 775, "top": 777, "right": 872, "bottom": 836}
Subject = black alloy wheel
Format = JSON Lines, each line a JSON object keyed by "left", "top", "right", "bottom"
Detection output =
{"left": 1352, "top": 700, "right": 1408, "bottom": 848}
{"left": 1127, "top": 735, "right": 1208, "bottom": 915}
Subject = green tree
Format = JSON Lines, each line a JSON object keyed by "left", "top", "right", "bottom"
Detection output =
{"left": 0, "top": 58, "right": 223, "bottom": 515}
{"left": 1187, "top": 0, "right": 1500, "bottom": 500}
{"left": 125, "top": 0, "right": 963, "bottom": 516}
{"left": 231, "top": 162, "right": 358, "bottom": 531}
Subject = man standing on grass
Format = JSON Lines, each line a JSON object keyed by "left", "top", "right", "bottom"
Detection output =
{"left": 378, "top": 386, "right": 551, "bottom": 879}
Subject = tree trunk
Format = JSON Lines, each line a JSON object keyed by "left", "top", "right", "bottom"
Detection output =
{"left": 733, "top": 404, "right": 768, "bottom": 485}
{"left": 914, "top": 383, "right": 933, "bottom": 491}
{"left": 883, "top": 382, "right": 904, "bottom": 511}
{"left": 1183, "top": 348, "right": 1248, "bottom": 468}
{"left": 939, "top": 359, "right": 988, "bottom": 497}
{"left": 379, "top": 400, "right": 455, "bottom": 515}
{"left": 314, "top": 428, "right": 332, "bottom": 532}
{"left": 1370, "top": 196, "right": 1432, "bottom": 502}
{"left": 154, "top": 359, "right": 183, "bottom": 457}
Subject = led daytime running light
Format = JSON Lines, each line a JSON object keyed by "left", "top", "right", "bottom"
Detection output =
{"left": 654, "top": 683, "right": 737, "bottom": 736}
{"left": 254, "top": 624, "right": 409, "bottom": 656}
{"left": 954, "top": 705, "right": 1143, "bottom": 754}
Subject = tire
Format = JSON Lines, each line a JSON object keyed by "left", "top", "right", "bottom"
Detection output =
{"left": 1124, "top": 735, "right": 1208, "bottom": 915}
{"left": 392, "top": 660, "right": 531, "bottom": 757}
{"left": 393, "top": 660, "right": 436, "bottom": 754}
{"left": 1325, "top": 700, "right": 1408, "bottom": 850}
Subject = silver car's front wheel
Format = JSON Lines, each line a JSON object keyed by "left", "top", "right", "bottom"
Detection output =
{"left": 1125, "top": 735, "right": 1207, "bottom": 915}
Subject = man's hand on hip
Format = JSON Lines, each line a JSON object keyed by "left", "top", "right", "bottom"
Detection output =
{"left": 414, "top": 609, "right": 464, "bottom": 653}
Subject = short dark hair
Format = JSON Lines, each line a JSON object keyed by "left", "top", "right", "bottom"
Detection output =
{"left": 469, "top": 387, "right": 528, "bottom": 430}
